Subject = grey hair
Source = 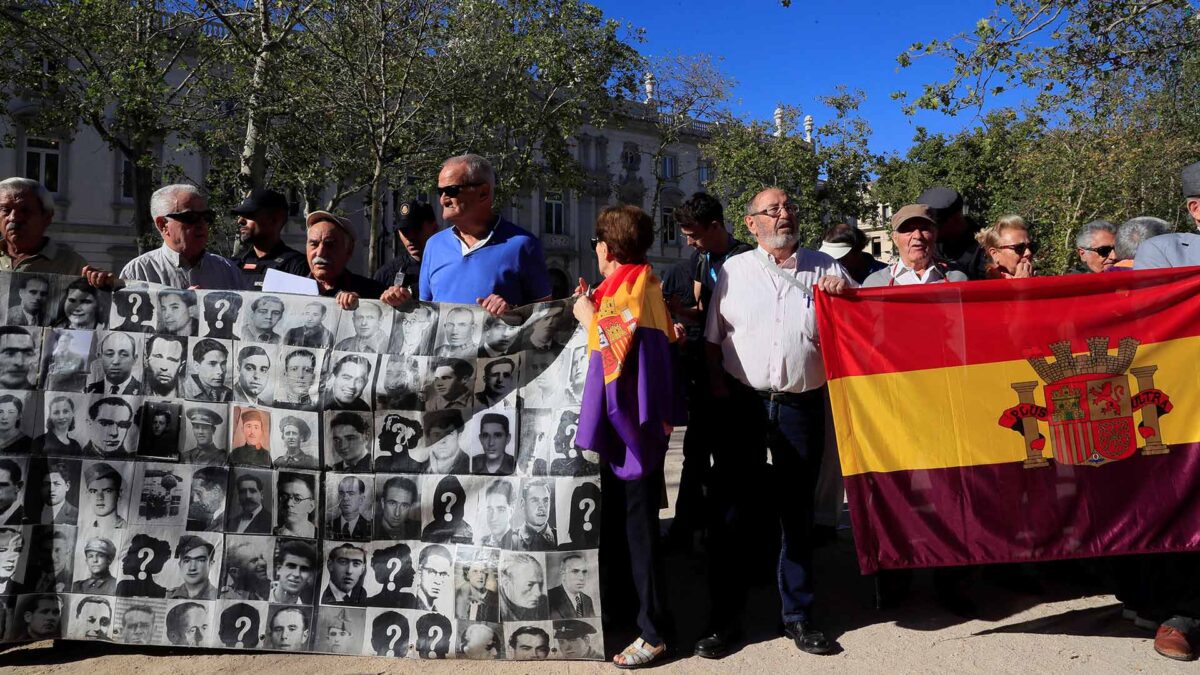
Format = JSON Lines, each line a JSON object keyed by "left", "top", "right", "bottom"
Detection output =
{"left": 0, "top": 177, "right": 54, "bottom": 216}
{"left": 442, "top": 154, "right": 495, "bottom": 191}
{"left": 1116, "top": 216, "right": 1175, "bottom": 261}
{"left": 149, "top": 184, "right": 203, "bottom": 220}
{"left": 1074, "top": 220, "right": 1117, "bottom": 248}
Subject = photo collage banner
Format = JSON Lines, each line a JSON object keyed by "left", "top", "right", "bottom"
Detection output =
{"left": 0, "top": 271, "right": 603, "bottom": 661}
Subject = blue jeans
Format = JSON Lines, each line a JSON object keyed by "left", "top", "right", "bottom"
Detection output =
{"left": 708, "top": 383, "right": 825, "bottom": 625}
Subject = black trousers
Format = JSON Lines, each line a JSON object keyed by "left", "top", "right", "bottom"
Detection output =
{"left": 600, "top": 466, "right": 672, "bottom": 645}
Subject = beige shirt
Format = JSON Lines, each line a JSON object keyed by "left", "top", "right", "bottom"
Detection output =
{"left": 0, "top": 238, "right": 87, "bottom": 275}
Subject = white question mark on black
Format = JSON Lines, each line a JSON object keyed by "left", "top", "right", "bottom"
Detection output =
{"left": 213, "top": 298, "right": 232, "bottom": 329}
{"left": 136, "top": 547, "right": 155, "bottom": 580}
{"left": 386, "top": 557, "right": 402, "bottom": 591}
{"left": 234, "top": 615, "right": 252, "bottom": 648}
{"left": 578, "top": 497, "right": 596, "bottom": 532}
{"left": 440, "top": 491, "right": 457, "bottom": 522}
{"left": 385, "top": 623, "right": 402, "bottom": 657}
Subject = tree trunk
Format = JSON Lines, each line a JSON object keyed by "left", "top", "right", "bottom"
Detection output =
{"left": 367, "top": 156, "right": 385, "bottom": 276}
{"left": 238, "top": 2, "right": 272, "bottom": 190}
{"left": 132, "top": 155, "right": 156, "bottom": 253}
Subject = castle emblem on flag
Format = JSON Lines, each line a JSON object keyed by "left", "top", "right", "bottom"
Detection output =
{"left": 998, "top": 337, "right": 1173, "bottom": 468}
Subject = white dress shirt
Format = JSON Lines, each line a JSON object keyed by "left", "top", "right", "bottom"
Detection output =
{"left": 120, "top": 245, "right": 248, "bottom": 291}
{"left": 705, "top": 246, "right": 847, "bottom": 394}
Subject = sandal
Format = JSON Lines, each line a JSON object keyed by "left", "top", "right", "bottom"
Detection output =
{"left": 613, "top": 637, "right": 668, "bottom": 669}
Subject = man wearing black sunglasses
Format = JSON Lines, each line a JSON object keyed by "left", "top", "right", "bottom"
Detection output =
{"left": 83, "top": 184, "right": 247, "bottom": 291}
{"left": 382, "top": 154, "right": 551, "bottom": 316}
{"left": 1074, "top": 220, "right": 1118, "bottom": 273}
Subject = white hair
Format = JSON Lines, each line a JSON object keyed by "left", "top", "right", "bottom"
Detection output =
{"left": 149, "top": 184, "right": 203, "bottom": 220}
{"left": 442, "top": 154, "right": 496, "bottom": 191}
{"left": 0, "top": 177, "right": 54, "bottom": 216}
{"left": 1075, "top": 220, "right": 1117, "bottom": 248}
{"left": 1116, "top": 216, "right": 1175, "bottom": 260}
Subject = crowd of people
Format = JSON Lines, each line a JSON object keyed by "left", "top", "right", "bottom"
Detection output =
{"left": 0, "top": 153, "right": 1198, "bottom": 666}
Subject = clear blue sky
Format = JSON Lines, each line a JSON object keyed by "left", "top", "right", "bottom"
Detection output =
{"left": 594, "top": 0, "right": 1022, "bottom": 157}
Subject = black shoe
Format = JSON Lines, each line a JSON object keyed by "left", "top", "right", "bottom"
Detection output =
{"left": 782, "top": 620, "right": 833, "bottom": 655}
{"left": 694, "top": 629, "right": 738, "bottom": 659}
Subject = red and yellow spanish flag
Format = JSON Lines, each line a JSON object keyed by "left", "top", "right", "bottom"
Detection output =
{"left": 576, "top": 264, "right": 686, "bottom": 480}
{"left": 816, "top": 268, "right": 1200, "bottom": 574}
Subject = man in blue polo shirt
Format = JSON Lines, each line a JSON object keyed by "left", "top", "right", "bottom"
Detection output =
{"left": 382, "top": 154, "right": 551, "bottom": 315}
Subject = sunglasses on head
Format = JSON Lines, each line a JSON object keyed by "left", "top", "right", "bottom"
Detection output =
{"left": 436, "top": 182, "right": 483, "bottom": 198}
{"left": 998, "top": 242, "right": 1039, "bottom": 256}
{"left": 165, "top": 210, "right": 214, "bottom": 225}
{"left": 1082, "top": 244, "right": 1114, "bottom": 258}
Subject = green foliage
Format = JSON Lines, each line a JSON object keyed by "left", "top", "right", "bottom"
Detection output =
{"left": 815, "top": 87, "right": 876, "bottom": 225}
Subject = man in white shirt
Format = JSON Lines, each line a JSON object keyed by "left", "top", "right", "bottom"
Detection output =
{"left": 862, "top": 204, "right": 970, "bottom": 287}
{"left": 698, "top": 188, "right": 846, "bottom": 660}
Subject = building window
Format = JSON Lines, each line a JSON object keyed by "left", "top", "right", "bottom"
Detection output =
{"left": 25, "top": 138, "right": 60, "bottom": 193}
{"left": 544, "top": 190, "right": 565, "bottom": 235}
{"left": 661, "top": 207, "right": 677, "bottom": 243}
{"left": 121, "top": 159, "right": 135, "bottom": 200}
{"left": 660, "top": 154, "right": 678, "bottom": 179}
{"left": 871, "top": 239, "right": 882, "bottom": 258}
{"left": 698, "top": 163, "right": 712, "bottom": 185}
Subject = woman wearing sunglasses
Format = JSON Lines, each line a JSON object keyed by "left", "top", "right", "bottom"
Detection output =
{"left": 977, "top": 215, "right": 1037, "bottom": 279}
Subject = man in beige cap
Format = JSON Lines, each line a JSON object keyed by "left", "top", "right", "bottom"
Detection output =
{"left": 862, "top": 204, "right": 969, "bottom": 287}
{"left": 304, "top": 211, "right": 387, "bottom": 309}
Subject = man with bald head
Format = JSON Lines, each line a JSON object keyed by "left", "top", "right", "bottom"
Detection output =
{"left": 86, "top": 332, "right": 141, "bottom": 394}
{"left": 699, "top": 187, "right": 847, "bottom": 659}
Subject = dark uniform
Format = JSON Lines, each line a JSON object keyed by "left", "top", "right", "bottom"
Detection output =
{"left": 230, "top": 189, "right": 310, "bottom": 289}
{"left": 917, "top": 187, "right": 987, "bottom": 280}
{"left": 316, "top": 272, "right": 388, "bottom": 299}
{"left": 373, "top": 249, "right": 421, "bottom": 293}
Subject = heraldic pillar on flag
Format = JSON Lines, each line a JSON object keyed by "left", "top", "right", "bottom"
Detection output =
{"left": 1010, "top": 381, "right": 1049, "bottom": 468}
{"left": 1130, "top": 365, "right": 1169, "bottom": 455}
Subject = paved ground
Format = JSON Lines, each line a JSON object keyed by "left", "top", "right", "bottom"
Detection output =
{"left": 0, "top": 431, "right": 1191, "bottom": 673}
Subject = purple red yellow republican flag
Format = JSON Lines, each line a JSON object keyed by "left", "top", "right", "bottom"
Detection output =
{"left": 816, "top": 268, "right": 1200, "bottom": 574}
{"left": 576, "top": 264, "right": 685, "bottom": 480}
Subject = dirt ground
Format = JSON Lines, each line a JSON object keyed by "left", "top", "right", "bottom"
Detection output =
{"left": 0, "top": 431, "right": 1191, "bottom": 674}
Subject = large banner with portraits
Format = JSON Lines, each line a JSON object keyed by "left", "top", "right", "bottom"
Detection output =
{"left": 0, "top": 271, "right": 603, "bottom": 661}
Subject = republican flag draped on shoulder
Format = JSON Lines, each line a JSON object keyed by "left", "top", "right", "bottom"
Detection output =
{"left": 816, "top": 268, "right": 1200, "bottom": 574}
{"left": 576, "top": 264, "right": 685, "bottom": 480}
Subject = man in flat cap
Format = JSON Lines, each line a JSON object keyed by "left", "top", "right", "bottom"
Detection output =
{"left": 916, "top": 186, "right": 987, "bottom": 280}
{"left": 554, "top": 619, "right": 602, "bottom": 659}
{"left": 274, "top": 415, "right": 317, "bottom": 469}
{"left": 232, "top": 188, "right": 309, "bottom": 289}
{"left": 229, "top": 408, "right": 271, "bottom": 466}
{"left": 166, "top": 534, "right": 217, "bottom": 599}
{"left": 180, "top": 407, "right": 226, "bottom": 465}
{"left": 375, "top": 200, "right": 438, "bottom": 294}
{"left": 863, "top": 205, "right": 970, "bottom": 287}
{"left": 1134, "top": 160, "right": 1200, "bottom": 270}
{"left": 305, "top": 211, "right": 388, "bottom": 309}
{"left": 72, "top": 537, "right": 117, "bottom": 594}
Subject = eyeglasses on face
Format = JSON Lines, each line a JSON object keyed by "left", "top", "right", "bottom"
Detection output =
{"left": 749, "top": 203, "right": 799, "bottom": 219}
{"left": 997, "top": 242, "right": 1039, "bottom": 256}
{"left": 1081, "top": 244, "right": 1115, "bottom": 258}
{"left": 436, "top": 182, "right": 483, "bottom": 198}
{"left": 165, "top": 210, "right": 215, "bottom": 225}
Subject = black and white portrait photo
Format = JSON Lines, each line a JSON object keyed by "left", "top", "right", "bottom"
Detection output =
{"left": 273, "top": 472, "right": 319, "bottom": 539}
{"left": 422, "top": 409, "right": 469, "bottom": 475}
{"left": 270, "top": 412, "right": 319, "bottom": 470}
{"left": 11, "top": 593, "right": 63, "bottom": 641}
{"left": 185, "top": 466, "right": 229, "bottom": 532}
{"left": 52, "top": 277, "right": 108, "bottom": 330}
{"left": 373, "top": 412, "right": 425, "bottom": 473}
{"left": 271, "top": 347, "right": 322, "bottom": 411}
{"left": 457, "top": 620, "right": 503, "bottom": 659}
{"left": 424, "top": 358, "right": 475, "bottom": 412}
{"left": 498, "top": 551, "right": 549, "bottom": 622}
{"left": 216, "top": 599, "right": 266, "bottom": 649}
{"left": 34, "top": 394, "right": 84, "bottom": 456}
{"left": 0, "top": 457, "right": 28, "bottom": 526}
{"left": 433, "top": 306, "right": 481, "bottom": 358}
{"left": 324, "top": 474, "right": 373, "bottom": 541}
{"left": 182, "top": 337, "right": 233, "bottom": 402}
{"left": 78, "top": 459, "right": 133, "bottom": 531}
{"left": 0, "top": 326, "right": 41, "bottom": 390}
{"left": 265, "top": 604, "right": 312, "bottom": 651}
{"left": 466, "top": 410, "right": 517, "bottom": 476}
{"left": 178, "top": 403, "right": 228, "bottom": 466}
{"left": 522, "top": 303, "right": 574, "bottom": 353}
{"left": 80, "top": 395, "right": 138, "bottom": 459}
{"left": 6, "top": 273, "right": 51, "bottom": 327}
{"left": 325, "top": 411, "right": 372, "bottom": 473}
{"left": 414, "top": 610, "right": 453, "bottom": 659}
{"left": 165, "top": 533, "right": 223, "bottom": 601}
{"left": 41, "top": 328, "right": 92, "bottom": 391}
{"left": 333, "top": 301, "right": 391, "bottom": 354}
{"left": 198, "top": 290, "right": 243, "bottom": 340}
{"left": 519, "top": 349, "right": 561, "bottom": 410}
{"left": 363, "top": 541, "right": 416, "bottom": 609}
{"left": 0, "top": 390, "right": 37, "bottom": 454}
{"left": 107, "top": 288, "right": 154, "bottom": 333}
{"left": 374, "top": 355, "right": 423, "bottom": 410}
{"left": 233, "top": 343, "right": 277, "bottom": 406}
{"left": 319, "top": 541, "right": 368, "bottom": 606}
{"left": 551, "top": 617, "right": 602, "bottom": 659}
{"left": 556, "top": 477, "right": 601, "bottom": 551}
{"left": 454, "top": 546, "right": 499, "bottom": 623}
{"left": 386, "top": 303, "right": 437, "bottom": 356}
{"left": 372, "top": 474, "right": 421, "bottom": 540}
{"left": 364, "top": 607, "right": 410, "bottom": 657}
{"left": 229, "top": 407, "right": 271, "bottom": 467}
{"left": 281, "top": 298, "right": 337, "bottom": 349}
{"left": 314, "top": 605, "right": 365, "bottom": 654}
{"left": 225, "top": 469, "right": 273, "bottom": 535}
{"left": 0, "top": 524, "right": 27, "bottom": 593}
{"left": 26, "top": 524, "right": 74, "bottom": 593}
{"left": 131, "top": 462, "right": 189, "bottom": 527}
{"left": 153, "top": 288, "right": 198, "bottom": 337}
{"left": 142, "top": 335, "right": 188, "bottom": 398}
{"left": 114, "top": 597, "right": 166, "bottom": 645}
{"left": 563, "top": 344, "right": 588, "bottom": 406}
{"left": 237, "top": 294, "right": 286, "bottom": 344}
{"left": 71, "top": 532, "right": 122, "bottom": 595}
{"left": 478, "top": 314, "right": 522, "bottom": 358}
{"left": 162, "top": 599, "right": 215, "bottom": 647}
{"left": 220, "top": 535, "right": 273, "bottom": 601}
{"left": 85, "top": 330, "right": 142, "bottom": 395}
{"left": 114, "top": 530, "right": 172, "bottom": 599}
{"left": 475, "top": 477, "right": 518, "bottom": 549}
{"left": 31, "top": 458, "right": 81, "bottom": 525}
{"left": 269, "top": 538, "right": 317, "bottom": 605}
{"left": 516, "top": 408, "right": 552, "bottom": 477}
{"left": 420, "top": 474, "right": 475, "bottom": 545}
{"left": 474, "top": 355, "right": 520, "bottom": 409}
{"left": 515, "top": 478, "right": 557, "bottom": 551}
{"left": 546, "top": 550, "right": 599, "bottom": 620}
{"left": 65, "top": 594, "right": 116, "bottom": 641}
{"left": 136, "top": 400, "right": 181, "bottom": 461}
{"left": 410, "top": 543, "right": 454, "bottom": 616}
{"left": 322, "top": 353, "right": 375, "bottom": 411}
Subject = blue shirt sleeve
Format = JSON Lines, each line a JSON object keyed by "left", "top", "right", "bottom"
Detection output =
{"left": 1133, "top": 238, "right": 1170, "bottom": 270}
{"left": 418, "top": 246, "right": 434, "bottom": 301}
{"left": 520, "top": 236, "right": 552, "bottom": 303}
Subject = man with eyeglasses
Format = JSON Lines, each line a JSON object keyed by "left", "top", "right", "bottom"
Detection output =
{"left": 83, "top": 183, "right": 246, "bottom": 291}
{"left": 382, "top": 154, "right": 551, "bottom": 316}
{"left": 699, "top": 187, "right": 849, "bottom": 659}
{"left": 414, "top": 544, "right": 453, "bottom": 614}
{"left": 83, "top": 397, "right": 136, "bottom": 458}
{"left": 1075, "top": 220, "right": 1119, "bottom": 273}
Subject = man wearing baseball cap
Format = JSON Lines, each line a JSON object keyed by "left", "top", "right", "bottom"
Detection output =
{"left": 862, "top": 204, "right": 969, "bottom": 287}
{"left": 374, "top": 200, "right": 438, "bottom": 294}
{"left": 232, "top": 188, "right": 309, "bottom": 289}
{"left": 304, "top": 211, "right": 388, "bottom": 308}
{"left": 916, "top": 186, "right": 987, "bottom": 280}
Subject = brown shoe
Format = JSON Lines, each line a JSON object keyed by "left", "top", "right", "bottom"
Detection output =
{"left": 1154, "top": 625, "right": 1195, "bottom": 661}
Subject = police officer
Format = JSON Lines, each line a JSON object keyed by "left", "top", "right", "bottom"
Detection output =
{"left": 232, "top": 188, "right": 309, "bottom": 289}
{"left": 1134, "top": 160, "right": 1200, "bottom": 269}
{"left": 373, "top": 200, "right": 438, "bottom": 295}
{"left": 553, "top": 620, "right": 602, "bottom": 659}
{"left": 917, "top": 187, "right": 987, "bottom": 280}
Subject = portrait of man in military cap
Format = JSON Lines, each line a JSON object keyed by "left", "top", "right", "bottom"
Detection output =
{"left": 179, "top": 405, "right": 227, "bottom": 466}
